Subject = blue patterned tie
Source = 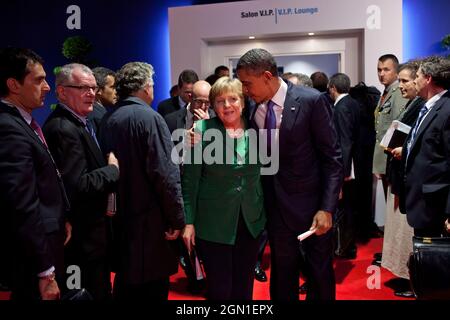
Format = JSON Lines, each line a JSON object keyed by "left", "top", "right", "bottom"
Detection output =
{"left": 407, "top": 104, "right": 428, "bottom": 155}
{"left": 86, "top": 119, "right": 100, "bottom": 148}
{"left": 264, "top": 100, "right": 276, "bottom": 155}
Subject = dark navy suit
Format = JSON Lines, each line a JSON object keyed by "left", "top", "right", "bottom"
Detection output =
{"left": 248, "top": 82, "right": 343, "bottom": 300}
{"left": 0, "top": 101, "right": 69, "bottom": 299}
{"left": 401, "top": 91, "right": 450, "bottom": 236}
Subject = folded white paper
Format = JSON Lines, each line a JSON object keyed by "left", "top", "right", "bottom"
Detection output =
{"left": 297, "top": 228, "right": 317, "bottom": 241}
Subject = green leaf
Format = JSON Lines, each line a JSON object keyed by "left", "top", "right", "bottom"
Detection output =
{"left": 442, "top": 34, "right": 450, "bottom": 49}
{"left": 62, "top": 36, "right": 92, "bottom": 61}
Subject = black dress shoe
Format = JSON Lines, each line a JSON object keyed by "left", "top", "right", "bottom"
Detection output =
{"left": 335, "top": 247, "right": 357, "bottom": 260}
{"left": 254, "top": 266, "right": 267, "bottom": 282}
{"left": 187, "top": 279, "right": 206, "bottom": 295}
{"left": 0, "top": 283, "right": 10, "bottom": 291}
{"left": 371, "top": 258, "right": 381, "bottom": 266}
{"left": 394, "top": 290, "right": 415, "bottom": 298}
{"left": 373, "top": 231, "right": 384, "bottom": 238}
{"left": 179, "top": 256, "right": 188, "bottom": 270}
{"left": 299, "top": 282, "right": 308, "bottom": 294}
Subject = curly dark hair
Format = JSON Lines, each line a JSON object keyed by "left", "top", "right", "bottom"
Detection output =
{"left": 115, "top": 62, "right": 154, "bottom": 99}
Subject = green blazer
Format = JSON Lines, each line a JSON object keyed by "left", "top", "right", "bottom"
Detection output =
{"left": 182, "top": 117, "right": 266, "bottom": 245}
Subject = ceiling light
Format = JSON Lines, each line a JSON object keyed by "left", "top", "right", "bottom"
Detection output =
{"left": 308, "top": 32, "right": 315, "bottom": 36}
{"left": 249, "top": 36, "right": 256, "bottom": 40}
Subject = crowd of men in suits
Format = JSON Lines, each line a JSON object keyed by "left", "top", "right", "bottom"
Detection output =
{"left": 0, "top": 45, "right": 448, "bottom": 301}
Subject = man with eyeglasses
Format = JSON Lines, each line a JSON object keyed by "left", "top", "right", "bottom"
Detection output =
{"left": 164, "top": 80, "right": 214, "bottom": 134}
{"left": 165, "top": 80, "right": 216, "bottom": 158}
{"left": 42, "top": 63, "right": 120, "bottom": 300}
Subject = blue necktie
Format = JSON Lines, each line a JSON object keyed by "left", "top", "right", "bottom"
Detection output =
{"left": 407, "top": 104, "right": 428, "bottom": 155}
{"left": 86, "top": 119, "right": 100, "bottom": 148}
{"left": 264, "top": 100, "right": 276, "bottom": 155}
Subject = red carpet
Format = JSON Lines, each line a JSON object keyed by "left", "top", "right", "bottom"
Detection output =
{"left": 169, "top": 237, "right": 407, "bottom": 300}
{"left": 0, "top": 238, "right": 409, "bottom": 300}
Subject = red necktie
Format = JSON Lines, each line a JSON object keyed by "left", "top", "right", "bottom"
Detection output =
{"left": 30, "top": 118, "right": 48, "bottom": 148}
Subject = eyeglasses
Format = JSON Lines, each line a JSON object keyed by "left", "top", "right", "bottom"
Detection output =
{"left": 63, "top": 85, "right": 99, "bottom": 94}
{"left": 193, "top": 99, "right": 210, "bottom": 107}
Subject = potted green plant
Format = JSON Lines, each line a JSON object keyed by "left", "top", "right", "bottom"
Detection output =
{"left": 442, "top": 34, "right": 450, "bottom": 57}
{"left": 62, "top": 36, "right": 93, "bottom": 64}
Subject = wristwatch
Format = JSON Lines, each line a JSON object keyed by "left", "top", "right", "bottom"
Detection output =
{"left": 39, "top": 272, "right": 56, "bottom": 282}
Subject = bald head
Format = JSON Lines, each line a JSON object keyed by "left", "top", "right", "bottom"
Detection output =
{"left": 189, "top": 80, "right": 211, "bottom": 114}
{"left": 193, "top": 80, "right": 211, "bottom": 99}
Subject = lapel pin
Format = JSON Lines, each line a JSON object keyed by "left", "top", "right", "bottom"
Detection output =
{"left": 291, "top": 107, "right": 295, "bottom": 111}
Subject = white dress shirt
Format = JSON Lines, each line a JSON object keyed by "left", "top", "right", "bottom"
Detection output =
{"left": 254, "top": 78, "right": 287, "bottom": 130}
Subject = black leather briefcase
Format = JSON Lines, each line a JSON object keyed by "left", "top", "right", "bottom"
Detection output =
{"left": 61, "top": 288, "right": 93, "bottom": 301}
{"left": 408, "top": 236, "right": 450, "bottom": 299}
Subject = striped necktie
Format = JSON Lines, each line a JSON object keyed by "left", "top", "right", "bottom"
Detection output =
{"left": 86, "top": 119, "right": 100, "bottom": 148}
{"left": 406, "top": 104, "right": 428, "bottom": 155}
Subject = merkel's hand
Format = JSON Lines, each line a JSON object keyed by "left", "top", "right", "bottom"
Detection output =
{"left": 182, "top": 224, "right": 196, "bottom": 253}
{"left": 185, "top": 128, "right": 201, "bottom": 147}
{"left": 165, "top": 228, "right": 180, "bottom": 240}
{"left": 445, "top": 219, "right": 450, "bottom": 233}
{"left": 310, "top": 210, "right": 333, "bottom": 236}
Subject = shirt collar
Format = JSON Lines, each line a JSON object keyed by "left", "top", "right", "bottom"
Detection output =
{"left": 270, "top": 78, "right": 288, "bottom": 107}
{"left": 334, "top": 93, "right": 349, "bottom": 106}
{"left": 425, "top": 89, "right": 448, "bottom": 110}
{"left": 385, "top": 80, "right": 398, "bottom": 93}
{"left": 178, "top": 95, "right": 187, "bottom": 109}
{"left": 1, "top": 98, "right": 32, "bottom": 125}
